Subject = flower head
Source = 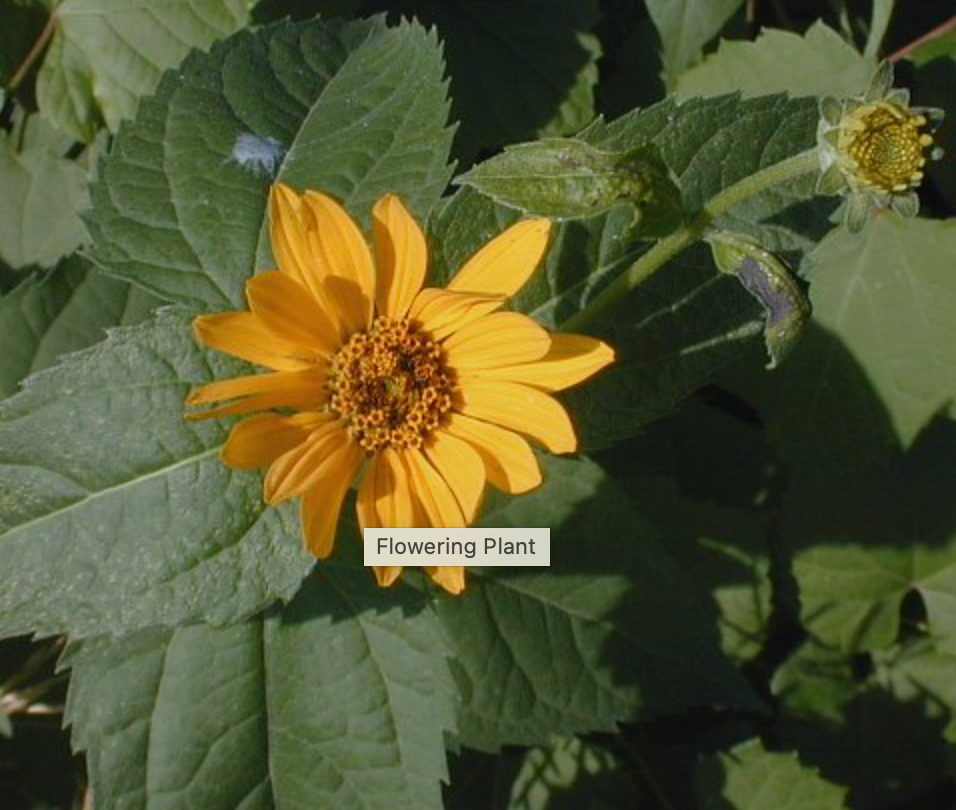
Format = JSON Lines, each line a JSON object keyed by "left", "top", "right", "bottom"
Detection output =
{"left": 817, "top": 62, "right": 944, "bottom": 232}
{"left": 187, "top": 185, "right": 614, "bottom": 594}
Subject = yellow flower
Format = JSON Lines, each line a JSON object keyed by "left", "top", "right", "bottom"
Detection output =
{"left": 186, "top": 184, "right": 614, "bottom": 594}
{"left": 816, "top": 62, "right": 944, "bottom": 233}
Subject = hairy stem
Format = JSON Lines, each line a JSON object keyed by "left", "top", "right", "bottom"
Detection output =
{"left": 561, "top": 149, "right": 820, "bottom": 332}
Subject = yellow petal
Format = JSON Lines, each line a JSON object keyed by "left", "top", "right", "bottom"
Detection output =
{"left": 246, "top": 271, "right": 340, "bottom": 354}
{"left": 300, "top": 443, "right": 364, "bottom": 558}
{"left": 404, "top": 448, "right": 465, "bottom": 528}
{"left": 444, "top": 413, "right": 542, "bottom": 494}
{"left": 269, "top": 184, "right": 315, "bottom": 292}
{"left": 447, "top": 218, "right": 552, "bottom": 299}
{"left": 373, "top": 194, "right": 427, "bottom": 319}
{"left": 443, "top": 312, "right": 551, "bottom": 370}
{"left": 424, "top": 566, "right": 466, "bottom": 594}
{"left": 265, "top": 420, "right": 358, "bottom": 504}
{"left": 357, "top": 449, "right": 415, "bottom": 529}
{"left": 185, "top": 368, "right": 324, "bottom": 406}
{"left": 408, "top": 288, "right": 506, "bottom": 341}
{"left": 373, "top": 566, "right": 404, "bottom": 587}
{"left": 193, "top": 312, "right": 320, "bottom": 371}
{"left": 424, "top": 431, "right": 485, "bottom": 523}
{"left": 462, "top": 333, "right": 615, "bottom": 391}
{"left": 457, "top": 380, "right": 578, "bottom": 454}
{"left": 302, "top": 191, "right": 375, "bottom": 332}
{"left": 221, "top": 412, "right": 326, "bottom": 469}
{"left": 185, "top": 370, "right": 325, "bottom": 421}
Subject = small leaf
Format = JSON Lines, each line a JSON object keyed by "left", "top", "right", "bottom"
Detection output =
{"left": 66, "top": 569, "right": 456, "bottom": 810}
{"left": 696, "top": 739, "right": 850, "bottom": 810}
{"left": 456, "top": 137, "right": 683, "bottom": 235}
{"left": 36, "top": 0, "right": 251, "bottom": 142}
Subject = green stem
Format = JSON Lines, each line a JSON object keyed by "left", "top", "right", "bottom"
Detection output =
{"left": 561, "top": 149, "right": 820, "bottom": 332}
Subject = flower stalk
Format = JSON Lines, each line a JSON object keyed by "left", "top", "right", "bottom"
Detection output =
{"left": 561, "top": 148, "right": 821, "bottom": 332}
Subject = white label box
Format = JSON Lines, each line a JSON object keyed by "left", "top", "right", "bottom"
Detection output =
{"left": 363, "top": 528, "right": 550, "bottom": 566}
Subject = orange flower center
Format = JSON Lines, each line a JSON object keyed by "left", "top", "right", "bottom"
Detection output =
{"left": 840, "top": 103, "right": 934, "bottom": 193}
{"left": 327, "top": 316, "right": 454, "bottom": 452}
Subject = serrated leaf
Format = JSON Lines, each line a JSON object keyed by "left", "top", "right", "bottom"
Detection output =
{"left": 66, "top": 569, "right": 456, "bottom": 810}
{"left": 384, "top": 0, "right": 601, "bottom": 160}
{"left": 0, "top": 130, "right": 87, "bottom": 269}
{"left": 806, "top": 216, "right": 956, "bottom": 447}
{"left": 0, "top": 257, "right": 157, "bottom": 398}
{"left": 696, "top": 739, "right": 849, "bottom": 810}
{"left": 437, "top": 456, "right": 758, "bottom": 751}
{"left": 0, "top": 309, "right": 314, "bottom": 639}
{"left": 86, "top": 16, "right": 454, "bottom": 309}
{"left": 644, "top": 0, "right": 745, "bottom": 87}
{"left": 676, "top": 23, "right": 874, "bottom": 101}
{"left": 788, "top": 419, "right": 956, "bottom": 653}
{"left": 36, "top": 0, "right": 251, "bottom": 142}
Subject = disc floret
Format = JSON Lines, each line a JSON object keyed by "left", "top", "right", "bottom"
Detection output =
{"left": 817, "top": 62, "right": 944, "bottom": 232}
{"left": 327, "top": 316, "right": 454, "bottom": 452}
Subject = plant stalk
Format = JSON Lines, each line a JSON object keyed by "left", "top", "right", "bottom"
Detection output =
{"left": 560, "top": 149, "right": 820, "bottom": 332}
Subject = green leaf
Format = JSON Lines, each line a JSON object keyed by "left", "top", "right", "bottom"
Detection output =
{"left": 676, "top": 23, "right": 874, "bottom": 101}
{"left": 385, "top": 0, "right": 601, "bottom": 160}
{"left": 507, "top": 736, "right": 633, "bottom": 810}
{"left": 0, "top": 308, "right": 314, "bottom": 639}
{"left": 788, "top": 419, "right": 956, "bottom": 653}
{"left": 456, "top": 137, "right": 683, "bottom": 235}
{"left": 644, "top": 0, "right": 745, "bottom": 87}
{"left": 0, "top": 257, "right": 157, "bottom": 398}
{"left": 86, "top": 16, "right": 454, "bottom": 310}
{"left": 696, "top": 739, "right": 849, "bottom": 810}
{"left": 66, "top": 569, "right": 456, "bottom": 810}
{"left": 437, "top": 456, "right": 758, "bottom": 751}
{"left": 805, "top": 216, "right": 956, "bottom": 447}
{"left": 0, "top": 129, "right": 88, "bottom": 269}
{"left": 36, "top": 0, "right": 251, "bottom": 142}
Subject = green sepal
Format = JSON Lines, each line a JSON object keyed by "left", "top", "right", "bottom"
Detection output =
{"left": 891, "top": 191, "right": 920, "bottom": 218}
{"left": 844, "top": 193, "right": 871, "bottom": 234}
{"left": 816, "top": 162, "right": 846, "bottom": 195}
{"left": 706, "top": 230, "right": 811, "bottom": 369}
